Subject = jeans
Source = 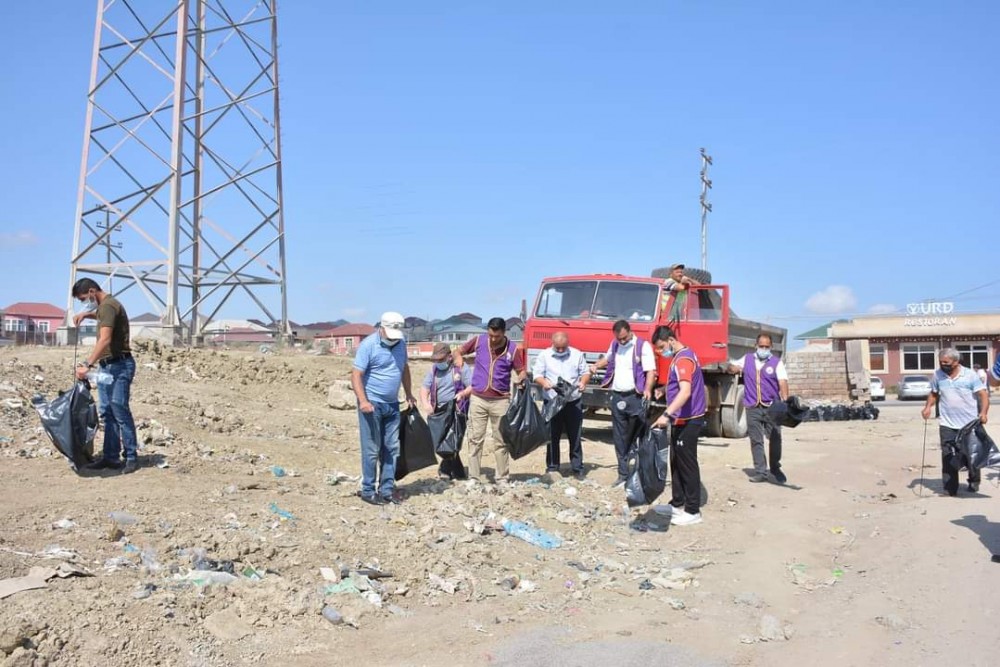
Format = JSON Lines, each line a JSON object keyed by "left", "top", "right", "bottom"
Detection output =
{"left": 747, "top": 405, "right": 783, "bottom": 474}
{"left": 97, "top": 356, "right": 138, "bottom": 463}
{"left": 358, "top": 401, "right": 401, "bottom": 497}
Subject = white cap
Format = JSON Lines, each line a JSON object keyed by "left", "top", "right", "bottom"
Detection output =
{"left": 379, "top": 311, "right": 405, "bottom": 340}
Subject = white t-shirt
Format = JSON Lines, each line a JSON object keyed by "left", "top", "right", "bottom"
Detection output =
{"left": 606, "top": 337, "right": 656, "bottom": 392}
{"left": 976, "top": 368, "right": 988, "bottom": 387}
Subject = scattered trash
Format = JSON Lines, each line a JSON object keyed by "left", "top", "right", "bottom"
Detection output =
{"left": 829, "top": 526, "right": 846, "bottom": 534}
{"left": 665, "top": 597, "right": 686, "bottom": 610}
{"left": 831, "top": 567, "right": 845, "bottom": 579}
{"left": 103, "top": 557, "right": 134, "bottom": 572}
{"left": 518, "top": 579, "right": 538, "bottom": 593}
{"left": 555, "top": 510, "right": 585, "bottom": 525}
{"left": 326, "top": 471, "right": 358, "bottom": 486}
{"left": 322, "top": 605, "right": 344, "bottom": 625}
{"left": 156, "top": 461, "right": 170, "bottom": 469}
{"left": 242, "top": 566, "right": 264, "bottom": 582}
{"left": 499, "top": 575, "right": 520, "bottom": 592}
{"left": 428, "top": 573, "right": 459, "bottom": 595}
{"left": 108, "top": 511, "right": 138, "bottom": 526}
{"left": 132, "top": 583, "right": 156, "bottom": 600}
{"left": 268, "top": 502, "right": 296, "bottom": 521}
{"left": 51, "top": 519, "right": 77, "bottom": 530}
{"left": 123, "top": 544, "right": 140, "bottom": 554}
{"left": 502, "top": 520, "right": 563, "bottom": 549}
{"left": 564, "top": 487, "right": 578, "bottom": 497}
{"left": 271, "top": 465, "right": 287, "bottom": 478}
{"left": 638, "top": 579, "right": 655, "bottom": 591}
{"left": 0, "top": 562, "right": 92, "bottom": 600}
{"left": 320, "top": 567, "right": 340, "bottom": 583}
{"left": 40, "top": 546, "right": 79, "bottom": 561}
{"left": 176, "top": 570, "right": 238, "bottom": 587}
{"left": 325, "top": 578, "right": 361, "bottom": 596}
{"left": 140, "top": 548, "right": 161, "bottom": 572}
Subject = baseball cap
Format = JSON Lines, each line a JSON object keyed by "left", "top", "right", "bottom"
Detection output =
{"left": 431, "top": 343, "right": 452, "bottom": 361}
{"left": 670, "top": 263, "right": 685, "bottom": 271}
{"left": 379, "top": 311, "right": 405, "bottom": 340}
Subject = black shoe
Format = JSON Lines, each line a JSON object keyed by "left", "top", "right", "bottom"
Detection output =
{"left": 573, "top": 469, "right": 585, "bottom": 481}
{"left": 381, "top": 490, "right": 403, "bottom": 505}
{"left": 771, "top": 469, "right": 787, "bottom": 485}
{"left": 87, "top": 458, "right": 124, "bottom": 471}
{"left": 121, "top": 459, "right": 139, "bottom": 475}
{"left": 968, "top": 481, "right": 979, "bottom": 493}
{"left": 546, "top": 466, "right": 559, "bottom": 473}
{"left": 357, "top": 492, "right": 383, "bottom": 506}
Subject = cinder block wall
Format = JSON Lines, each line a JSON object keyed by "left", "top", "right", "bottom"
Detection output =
{"left": 784, "top": 351, "right": 850, "bottom": 401}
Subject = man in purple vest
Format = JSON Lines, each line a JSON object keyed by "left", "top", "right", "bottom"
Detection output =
{"left": 727, "top": 333, "right": 789, "bottom": 484}
{"left": 652, "top": 326, "right": 707, "bottom": 526}
{"left": 453, "top": 317, "right": 526, "bottom": 482}
{"left": 590, "top": 320, "right": 656, "bottom": 488}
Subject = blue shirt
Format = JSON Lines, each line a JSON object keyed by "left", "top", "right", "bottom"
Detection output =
{"left": 930, "top": 365, "right": 985, "bottom": 429}
{"left": 353, "top": 333, "right": 407, "bottom": 403}
{"left": 422, "top": 364, "right": 473, "bottom": 406}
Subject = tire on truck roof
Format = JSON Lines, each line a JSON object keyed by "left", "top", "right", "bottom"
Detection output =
{"left": 651, "top": 267, "right": 713, "bottom": 284}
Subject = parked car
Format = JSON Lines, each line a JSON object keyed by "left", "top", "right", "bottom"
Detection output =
{"left": 870, "top": 376, "right": 886, "bottom": 401}
{"left": 898, "top": 375, "right": 933, "bottom": 400}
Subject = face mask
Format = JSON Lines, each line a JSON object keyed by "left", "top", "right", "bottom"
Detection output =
{"left": 381, "top": 336, "right": 400, "bottom": 347}
{"left": 756, "top": 347, "right": 772, "bottom": 360}
{"left": 435, "top": 361, "right": 450, "bottom": 371}
{"left": 553, "top": 348, "right": 569, "bottom": 358}
{"left": 81, "top": 297, "right": 98, "bottom": 313}
{"left": 660, "top": 348, "right": 674, "bottom": 359}
{"left": 940, "top": 364, "right": 955, "bottom": 373}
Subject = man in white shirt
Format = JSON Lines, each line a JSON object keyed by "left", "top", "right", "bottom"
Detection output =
{"left": 590, "top": 320, "right": 656, "bottom": 487}
{"left": 533, "top": 332, "right": 591, "bottom": 479}
{"left": 728, "top": 333, "right": 790, "bottom": 483}
{"left": 921, "top": 348, "right": 988, "bottom": 496}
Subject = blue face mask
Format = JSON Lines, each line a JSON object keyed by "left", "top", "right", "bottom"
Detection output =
{"left": 553, "top": 348, "right": 569, "bottom": 358}
{"left": 660, "top": 347, "right": 674, "bottom": 359}
{"left": 435, "top": 361, "right": 450, "bottom": 371}
{"left": 756, "top": 347, "right": 772, "bottom": 360}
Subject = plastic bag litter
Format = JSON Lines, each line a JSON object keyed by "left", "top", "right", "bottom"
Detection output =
{"left": 769, "top": 396, "right": 810, "bottom": 428}
{"left": 540, "top": 378, "right": 576, "bottom": 423}
{"left": 955, "top": 418, "right": 1000, "bottom": 470}
{"left": 499, "top": 383, "right": 548, "bottom": 460}
{"left": 32, "top": 380, "right": 98, "bottom": 472}
{"left": 625, "top": 426, "right": 670, "bottom": 508}
{"left": 427, "top": 400, "right": 466, "bottom": 457}
{"left": 396, "top": 407, "right": 436, "bottom": 480}
{"left": 803, "top": 402, "right": 879, "bottom": 422}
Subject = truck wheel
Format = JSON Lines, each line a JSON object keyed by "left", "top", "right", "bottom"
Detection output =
{"left": 704, "top": 408, "right": 722, "bottom": 437}
{"left": 721, "top": 385, "right": 748, "bottom": 438}
{"left": 650, "top": 267, "right": 713, "bottom": 284}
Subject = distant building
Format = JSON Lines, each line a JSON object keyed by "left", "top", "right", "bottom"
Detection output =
{"left": 505, "top": 317, "right": 525, "bottom": 342}
{"left": 793, "top": 321, "right": 841, "bottom": 352}
{"left": 297, "top": 320, "right": 348, "bottom": 344}
{"left": 209, "top": 327, "right": 275, "bottom": 345}
{"left": 403, "top": 316, "right": 431, "bottom": 342}
{"left": 314, "top": 323, "right": 376, "bottom": 355}
{"left": 1, "top": 302, "right": 64, "bottom": 345}
{"left": 432, "top": 323, "right": 486, "bottom": 343}
{"left": 431, "top": 313, "right": 483, "bottom": 333}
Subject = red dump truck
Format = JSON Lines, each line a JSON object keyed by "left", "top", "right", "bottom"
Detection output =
{"left": 522, "top": 267, "right": 787, "bottom": 438}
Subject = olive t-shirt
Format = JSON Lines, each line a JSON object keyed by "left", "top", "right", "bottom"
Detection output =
{"left": 97, "top": 295, "right": 131, "bottom": 359}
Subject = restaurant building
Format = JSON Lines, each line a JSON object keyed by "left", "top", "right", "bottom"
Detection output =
{"left": 798, "top": 302, "right": 999, "bottom": 387}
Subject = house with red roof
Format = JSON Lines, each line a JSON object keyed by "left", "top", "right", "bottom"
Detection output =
{"left": 1, "top": 302, "right": 64, "bottom": 345}
{"left": 313, "top": 323, "right": 375, "bottom": 355}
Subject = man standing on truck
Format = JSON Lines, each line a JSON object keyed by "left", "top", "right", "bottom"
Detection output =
{"left": 590, "top": 320, "right": 656, "bottom": 487}
{"left": 453, "top": 317, "right": 526, "bottom": 483}
{"left": 651, "top": 325, "right": 707, "bottom": 526}
{"left": 663, "top": 263, "right": 701, "bottom": 320}
{"left": 728, "top": 333, "right": 790, "bottom": 484}
{"left": 533, "top": 331, "right": 591, "bottom": 479}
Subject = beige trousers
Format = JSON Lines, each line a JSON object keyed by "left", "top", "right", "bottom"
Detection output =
{"left": 466, "top": 395, "right": 510, "bottom": 480}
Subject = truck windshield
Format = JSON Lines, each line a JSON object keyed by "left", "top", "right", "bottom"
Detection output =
{"left": 535, "top": 281, "right": 659, "bottom": 321}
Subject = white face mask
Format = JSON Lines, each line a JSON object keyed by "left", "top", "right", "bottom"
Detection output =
{"left": 756, "top": 347, "right": 772, "bottom": 360}
{"left": 81, "top": 297, "right": 98, "bottom": 313}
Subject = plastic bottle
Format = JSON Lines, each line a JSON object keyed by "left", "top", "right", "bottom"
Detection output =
{"left": 108, "top": 511, "right": 138, "bottom": 525}
{"left": 501, "top": 519, "right": 563, "bottom": 549}
{"left": 87, "top": 369, "right": 114, "bottom": 386}
{"left": 322, "top": 606, "right": 344, "bottom": 625}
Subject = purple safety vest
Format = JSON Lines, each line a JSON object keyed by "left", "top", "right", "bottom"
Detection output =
{"left": 601, "top": 336, "right": 649, "bottom": 393}
{"left": 471, "top": 334, "right": 518, "bottom": 395}
{"left": 742, "top": 353, "right": 781, "bottom": 407}
{"left": 430, "top": 364, "right": 470, "bottom": 414}
{"left": 667, "top": 347, "right": 707, "bottom": 420}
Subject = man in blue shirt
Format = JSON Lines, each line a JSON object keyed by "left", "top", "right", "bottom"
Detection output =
{"left": 921, "top": 348, "right": 989, "bottom": 496}
{"left": 351, "top": 312, "right": 415, "bottom": 505}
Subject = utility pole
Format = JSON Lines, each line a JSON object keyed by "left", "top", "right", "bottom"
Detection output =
{"left": 95, "top": 206, "right": 123, "bottom": 293}
{"left": 65, "top": 0, "right": 291, "bottom": 346}
{"left": 699, "top": 148, "right": 713, "bottom": 271}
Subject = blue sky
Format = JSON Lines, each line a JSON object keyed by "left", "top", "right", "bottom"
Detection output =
{"left": 1, "top": 1, "right": 998, "bottom": 344}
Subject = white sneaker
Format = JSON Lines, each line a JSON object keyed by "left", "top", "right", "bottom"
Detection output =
{"left": 670, "top": 510, "right": 702, "bottom": 526}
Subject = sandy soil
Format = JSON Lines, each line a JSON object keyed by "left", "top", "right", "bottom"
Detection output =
{"left": 1, "top": 344, "right": 998, "bottom": 667}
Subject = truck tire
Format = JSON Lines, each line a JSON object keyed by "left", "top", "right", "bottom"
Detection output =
{"left": 651, "top": 266, "right": 713, "bottom": 284}
{"left": 703, "top": 408, "right": 722, "bottom": 437}
{"left": 721, "top": 385, "right": 748, "bottom": 438}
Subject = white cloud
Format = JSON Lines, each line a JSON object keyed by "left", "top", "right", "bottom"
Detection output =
{"left": 0, "top": 230, "right": 39, "bottom": 249}
{"left": 867, "top": 303, "right": 898, "bottom": 315}
{"left": 804, "top": 285, "right": 857, "bottom": 315}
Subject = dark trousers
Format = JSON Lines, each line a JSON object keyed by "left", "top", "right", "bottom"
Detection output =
{"left": 747, "top": 405, "right": 783, "bottom": 474}
{"left": 547, "top": 399, "right": 583, "bottom": 471}
{"left": 940, "top": 426, "right": 981, "bottom": 495}
{"left": 610, "top": 392, "right": 646, "bottom": 478}
{"left": 670, "top": 419, "right": 704, "bottom": 514}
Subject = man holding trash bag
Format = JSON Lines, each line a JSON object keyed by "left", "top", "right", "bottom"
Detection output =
{"left": 589, "top": 320, "right": 656, "bottom": 488}
{"left": 454, "top": 317, "right": 526, "bottom": 483}
{"left": 71, "top": 278, "right": 139, "bottom": 474}
{"left": 532, "top": 332, "right": 591, "bottom": 479}
{"left": 921, "top": 348, "right": 989, "bottom": 496}
{"left": 352, "top": 311, "right": 416, "bottom": 505}
{"left": 421, "top": 343, "right": 473, "bottom": 480}
{"left": 651, "top": 326, "right": 707, "bottom": 526}
{"left": 727, "top": 333, "right": 790, "bottom": 484}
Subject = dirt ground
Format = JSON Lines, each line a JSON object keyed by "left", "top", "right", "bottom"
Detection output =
{"left": 1, "top": 344, "right": 998, "bottom": 667}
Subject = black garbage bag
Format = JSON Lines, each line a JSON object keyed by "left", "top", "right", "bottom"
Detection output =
{"left": 541, "top": 378, "right": 576, "bottom": 423}
{"left": 499, "top": 383, "right": 548, "bottom": 460}
{"left": 427, "top": 400, "right": 467, "bottom": 457}
{"left": 32, "top": 380, "right": 98, "bottom": 472}
{"left": 625, "top": 426, "right": 670, "bottom": 508}
{"left": 395, "top": 407, "right": 437, "bottom": 481}
{"left": 956, "top": 419, "right": 1000, "bottom": 470}
{"left": 769, "top": 396, "right": 810, "bottom": 428}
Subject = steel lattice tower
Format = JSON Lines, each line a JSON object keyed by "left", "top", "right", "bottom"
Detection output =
{"left": 65, "top": 0, "right": 290, "bottom": 344}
